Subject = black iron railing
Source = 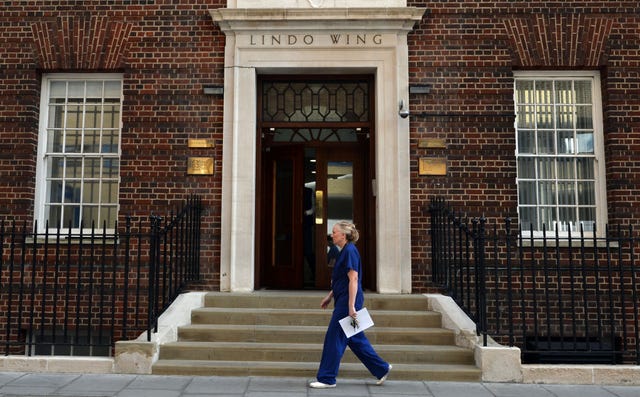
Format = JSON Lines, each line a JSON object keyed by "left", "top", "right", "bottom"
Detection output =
{"left": 430, "top": 197, "right": 640, "bottom": 365}
{"left": 0, "top": 195, "right": 202, "bottom": 356}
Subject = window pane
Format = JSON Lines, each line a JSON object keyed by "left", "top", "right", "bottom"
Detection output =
{"left": 575, "top": 81, "right": 592, "bottom": 103}
{"left": 64, "top": 182, "right": 81, "bottom": 203}
{"left": 85, "top": 81, "right": 102, "bottom": 98}
{"left": 519, "top": 207, "right": 538, "bottom": 231}
{"left": 48, "top": 157, "right": 64, "bottom": 178}
{"left": 537, "top": 131, "right": 555, "bottom": 153}
{"left": 102, "top": 130, "right": 119, "bottom": 153}
{"left": 577, "top": 158, "right": 594, "bottom": 179}
{"left": 82, "top": 206, "right": 99, "bottom": 228}
{"left": 62, "top": 205, "right": 80, "bottom": 228}
{"left": 557, "top": 157, "right": 574, "bottom": 179}
{"left": 536, "top": 81, "right": 553, "bottom": 103}
{"left": 65, "top": 130, "right": 82, "bottom": 153}
{"left": 555, "top": 81, "right": 573, "bottom": 103}
{"left": 557, "top": 130, "right": 574, "bottom": 154}
{"left": 103, "top": 105, "right": 119, "bottom": 129}
{"left": 515, "top": 80, "right": 534, "bottom": 103}
{"left": 518, "top": 181, "right": 537, "bottom": 205}
{"left": 48, "top": 205, "right": 62, "bottom": 228}
{"left": 517, "top": 157, "right": 536, "bottom": 179}
{"left": 557, "top": 181, "right": 576, "bottom": 205}
{"left": 579, "top": 208, "right": 596, "bottom": 231}
{"left": 539, "top": 206, "right": 556, "bottom": 231}
{"left": 83, "top": 181, "right": 100, "bottom": 203}
{"left": 517, "top": 105, "right": 535, "bottom": 128}
{"left": 68, "top": 81, "right": 84, "bottom": 98}
{"left": 49, "top": 104, "right": 64, "bottom": 129}
{"left": 84, "top": 158, "right": 101, "bottom": 178}
{"left": 558, "top": 207, "right": 577, "bottom": 232}
{"left": 539, "top": 181, "right": 556, "bottom": 205}
{"left": 101, "top": 206, "right": 117, "bottom": 228}
{"left": 103, "top": 159, "right": 119, "bottom": 178}
{"left": 537, "top": 157, "right": 555, "bottom": 179}
{"left": 576, "top": 105, "right": 593, "bottom": 129}
{"left": 104, "top": 81, "right": 121, "bottom": 98}
{"left": 84, "top": 104, "right": 101, "bottom": 130}
{"left": 48, "top": 181, "right": 63, "bottom": 203}
{"left": 556, "top": 105, "right": 573, "bottom": 129}
{"left": 66, "top": 105, "right": 82, "bottom": 129}
{"left": 65, "top": 158, "right": 82, "bottom": 178}
{"left": 517, "top": 130, "right": 535, "bottom": 153}
{"left": 577, "top": 132, "right": 594, "bottom": 153}
{"left": 102, "top": 181, "right": 119, "bottom": 203}
{"left": 50, "top": 81, "right": 66, "bottom": 97}
{"left": 578, "top": 182, "right": 595, "bottom": 205}
{"left": 536, "top": 105, "right": 554, "bottom": 129}
{"left": 84, "top": 129, "right": 100, "bottom": 153}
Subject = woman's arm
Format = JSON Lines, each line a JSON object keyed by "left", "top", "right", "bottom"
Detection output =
{"left": 347, "top": 269, "right": 358, "bottom": 317}
{"left": 320, "top": 290, "right": 333, "bottom": 309}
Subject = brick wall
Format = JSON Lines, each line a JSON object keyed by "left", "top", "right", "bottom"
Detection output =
{"left": 1, "top": 1, "right": 639, "bottom": 298}
{"left": 407, "top": 1, "right": 640, "bottom": 292}
{"left": 1, "top": 1, "right": 226, "bottom": 290}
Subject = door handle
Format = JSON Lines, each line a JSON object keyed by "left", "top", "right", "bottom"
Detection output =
{"left": 315, "top": 190, "right": 323, "bottom": 225}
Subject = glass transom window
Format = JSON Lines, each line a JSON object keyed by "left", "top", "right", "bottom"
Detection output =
{"left": 515, "top": 73, "right": 605, "bottom": 235}
{"left": 36, "top": 75, "right": 122, "bottom": 232}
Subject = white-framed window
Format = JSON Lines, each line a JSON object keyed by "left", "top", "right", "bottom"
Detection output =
{"left": 35, "top": 74, "right": 123, "bottom": 233}
{"left": 514, "top": 71, "right": 607, "bottom": 237}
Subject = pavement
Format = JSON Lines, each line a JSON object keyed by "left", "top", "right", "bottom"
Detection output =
{"left": 0, "top": 372, "right": 639, "bottom": 397}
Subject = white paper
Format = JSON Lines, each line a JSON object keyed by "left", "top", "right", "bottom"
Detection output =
{"left": 339, "top": 308, "right": 374, "bottom": 338}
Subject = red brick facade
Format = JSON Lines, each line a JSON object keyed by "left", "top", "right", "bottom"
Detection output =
{"left": 408, "top": 2, "right": 640, "bottom": 292}
{"left": 1, "top": 1, "right": 639, "bottom": 297}
{"left": 1, "top": 1, "right": 226, "bottom": 290}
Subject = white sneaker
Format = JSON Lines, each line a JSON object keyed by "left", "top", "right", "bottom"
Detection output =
{"left": 309, "top": 381, "right": 336, "bottom": 389}
{"left": 376, "top": 364, "right": 392, "bottom": 385}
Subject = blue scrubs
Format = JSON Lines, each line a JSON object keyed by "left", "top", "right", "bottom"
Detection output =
{"left": 316, "top": 242, "right": 389, "bottom": 385}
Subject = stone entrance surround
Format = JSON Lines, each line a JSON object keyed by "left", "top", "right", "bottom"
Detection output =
{"left": 211, "top": 1, "right": 425, "bottom": 293}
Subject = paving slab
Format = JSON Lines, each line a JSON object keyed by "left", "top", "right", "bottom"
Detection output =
{"left": 0, "top": 372, "right": 638, "bottom": 397}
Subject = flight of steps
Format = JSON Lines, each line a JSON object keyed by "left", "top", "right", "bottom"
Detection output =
{"left": 152, "top": 291, "right": 481, "bottom": 381}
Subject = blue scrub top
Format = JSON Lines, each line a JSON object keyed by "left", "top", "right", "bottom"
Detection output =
{"left": 331, "top": 243, "right": 364, "bottom": 310}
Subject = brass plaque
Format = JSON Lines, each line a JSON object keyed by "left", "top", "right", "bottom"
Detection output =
{"left": 188, "top": 138, "right": 215, "bottom": 148}
{"left": 419, "top": 157, "right": 447, "bottom": 176}
{"left": 187, "top": 157, "right": 214, "bottom": 175}
{"left": 418, "top": 138, "right": 446, "bottom": 149}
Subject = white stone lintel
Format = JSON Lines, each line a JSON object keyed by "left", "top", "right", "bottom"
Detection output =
{"left": 211, "top": 7, "right": 426, "bottom": 32}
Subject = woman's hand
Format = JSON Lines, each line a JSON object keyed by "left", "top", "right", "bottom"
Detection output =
{"left": 320, "top": 292, "right": 333, "bottom": 309}
{"left": 349, "top": 306, "right": 357, "bottom": 318}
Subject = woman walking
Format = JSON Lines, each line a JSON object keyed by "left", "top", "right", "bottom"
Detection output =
{"left": 309, "top": 221, "right": 392, "bottom": 388}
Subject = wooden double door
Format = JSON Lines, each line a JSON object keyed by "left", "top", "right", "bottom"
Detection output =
{"left": 258, "top": 133, "right": 373, "bottom": 290}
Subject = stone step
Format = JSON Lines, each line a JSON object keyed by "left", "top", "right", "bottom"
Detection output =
{"left": 158, "top": 341, "right": 476, "bottom": 365}
{"left": 191, "top": 307, "right": 443, "bottom": 328}
{"left": 203, "top": 291, "right": 430, "bottom": 311}
{"left": 153, "top": 292, "right": 481, "bottom": 382}
{"left": 152, "top": 359, "right": 482, "bottom": 382}
{"left": 177, "top": 324, "right": 456, "bottom": 345}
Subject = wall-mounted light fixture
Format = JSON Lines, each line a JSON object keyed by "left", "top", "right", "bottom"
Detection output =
{"left": 409, "top": 84, "right": 431, "bottom": 94}
{"left": 203, "top": 85, "right": 224, "bottom": 95}
{"left": 398, "top": 99, "right": 410, "bottom": 119}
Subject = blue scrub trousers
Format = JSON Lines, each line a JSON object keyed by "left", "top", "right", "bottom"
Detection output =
{"left": 316, "top": 303, "right": 389, "bottom": 385}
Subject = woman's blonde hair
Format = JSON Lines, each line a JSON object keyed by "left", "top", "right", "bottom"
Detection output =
{"left": 334, "top": 220, "right": 359, "bottom": 243}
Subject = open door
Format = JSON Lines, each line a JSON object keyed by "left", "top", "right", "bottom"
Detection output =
{"left": 260, "top": 140, "right": 368, "bottom": 290}
{"left": 257, "top": 75, "right": 375, "bottom": 290}
{"left": 260, "top": 146, "right": 304, "bottom": 289}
